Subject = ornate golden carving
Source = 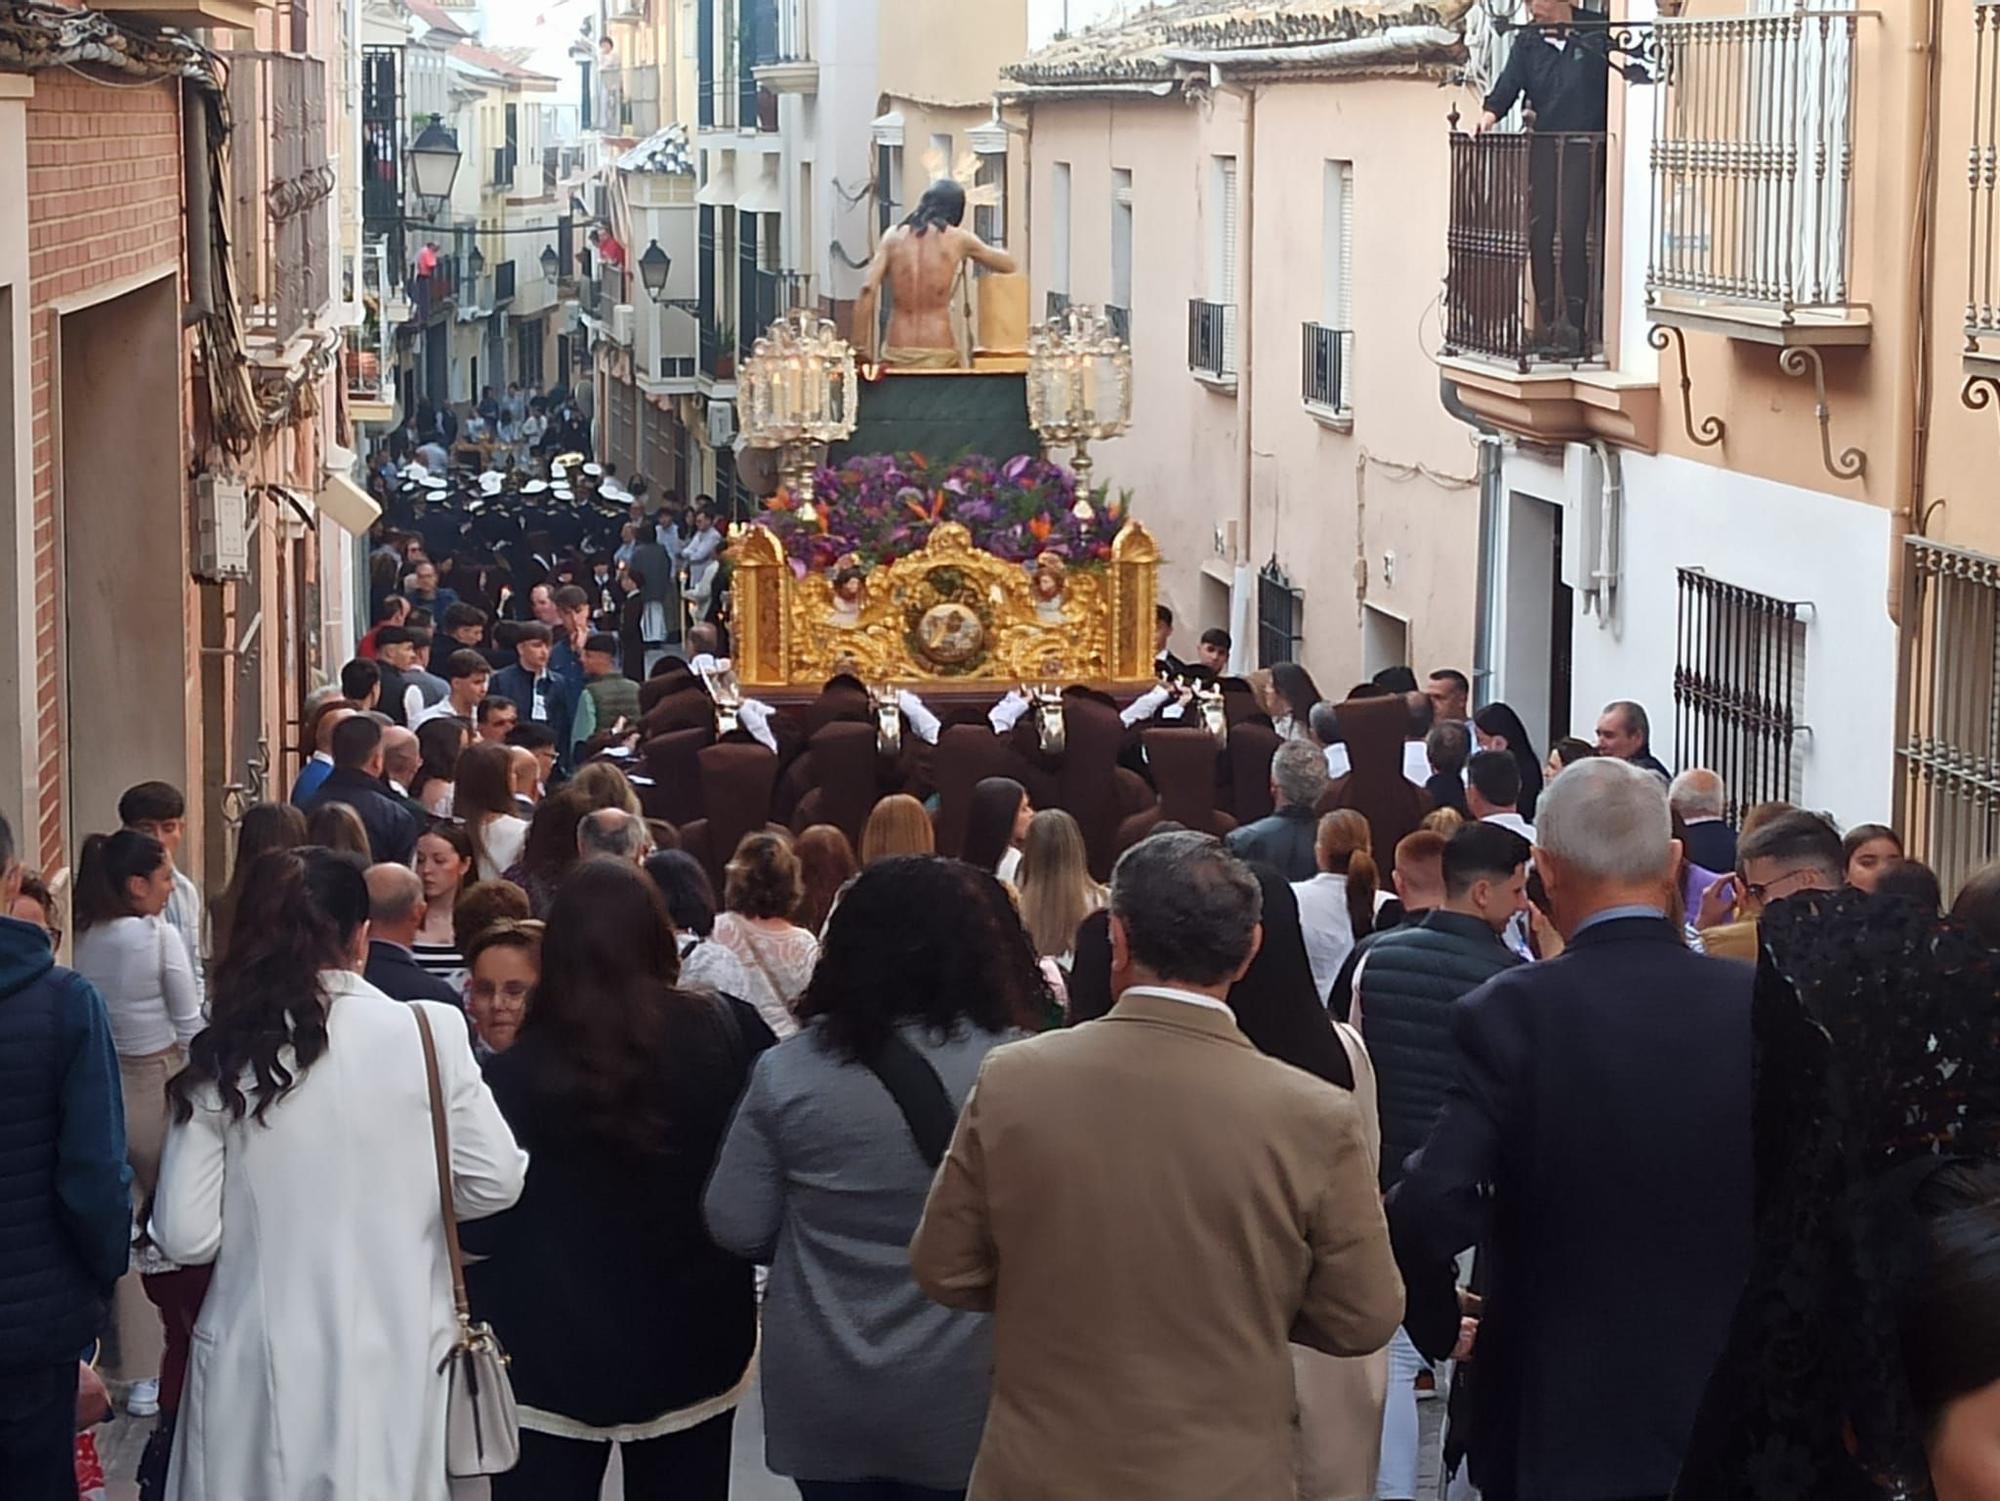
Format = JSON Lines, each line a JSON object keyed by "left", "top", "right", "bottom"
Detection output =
{"left": 728, "top": 519, "right": 1160, "bottom": 689}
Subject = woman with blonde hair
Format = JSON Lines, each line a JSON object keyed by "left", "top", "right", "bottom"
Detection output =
{"left": 1292, "top": 809, "right": 1383, "bottom": 1002}
{"left": 1420, "top": 806, "right": 1466, "bottom": 838}
{"left": 569, "top": 759, "right": 644, "bottom": 819}
{"left": 304, "top": 802, "right": 372, "bottom": 860}
{"left": 1016, "top": 808, "right": 1105, "bottom": 967}
{"left": 858, "top": 793, "right": 935, "bottom": 865}
{"left": 712, "top": 831, "right": 819, "bottom": 1039}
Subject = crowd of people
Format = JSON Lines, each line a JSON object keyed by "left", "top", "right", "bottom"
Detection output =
{"left": 11, "top": 604, "right": 2000, "bottom": 1501}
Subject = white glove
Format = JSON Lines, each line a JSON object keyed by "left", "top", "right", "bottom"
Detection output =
{"left": 1120, "top": 685, "right": 1172, "bottom": 728}
{"left": 737, "top": 698, "right": 779, "bottom": 754}
{"left": 897, "top": 689, "right": 942, "bottom": 746}
{"left": 989, "top": 690, "right": 1031, "bottom": 734}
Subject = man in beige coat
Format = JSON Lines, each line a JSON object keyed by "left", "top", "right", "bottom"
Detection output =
{"left": 911, "top": 833, "right": 1404, "bottom": 1500}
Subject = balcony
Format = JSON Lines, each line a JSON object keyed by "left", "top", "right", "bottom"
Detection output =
{"left": 753, "top": 0, "right": 816, "bottom": 93}
{"left": 1438, "top": 121, "right": 1656, "bottom": 449}
{"left": 742, "top": 268, "right": 813, "bottom": 351}
{"left": 1646, "top": 6, "right": 1868, "bottom": 347}
{"left": 1187, "top": 299, "right": 1237, "bottom": 387}
{"left": 1301, "top": 323, "right": 1352, "bottom": 423}
{"left": 1443, "top": 127, "right": 1606, "bottom": 371}
{"left": 225, "top": 52, "right": 334, "bottom": 347}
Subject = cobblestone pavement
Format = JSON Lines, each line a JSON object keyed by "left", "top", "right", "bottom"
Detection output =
{"left": 97, "top": 1371, "right": 1446, "bottom": 1499}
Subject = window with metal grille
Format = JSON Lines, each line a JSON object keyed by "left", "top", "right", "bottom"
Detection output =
{"left": 1257, "top": 561, "right": 1303, "bottom": 670}
{"left": 1898, "top": 538, "right": 2000, "bottom": 893}
{"left": 1672, "top": 569, "right": 1808, "bottom": 823}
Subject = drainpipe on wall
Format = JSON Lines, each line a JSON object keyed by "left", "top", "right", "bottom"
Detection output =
{"left": 1590, "top": 437, "right": 1624, "bottom": 625}
{"left": 1889, "top": 0, "right": 1942, "bottom": 628}
{"left": 181, "top": 81, "right": 213, "bottom": 327}
{"left": 1442, "top": 374, "right": 1504, "bottom": 699}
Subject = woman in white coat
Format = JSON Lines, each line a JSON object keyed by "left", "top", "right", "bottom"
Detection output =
{"left": 151, "top": 847, "right": 527, "bottom": 1501}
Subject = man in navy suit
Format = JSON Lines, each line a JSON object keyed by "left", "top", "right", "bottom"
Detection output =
{"left": 360, "top": 865, "right": 462, "bottom": 1008}
{"left": 1389, "top": 756, "right": 1752, "bottom": 1501}
{"left": 489, "top": 621, "right": 576, "bottom": 769}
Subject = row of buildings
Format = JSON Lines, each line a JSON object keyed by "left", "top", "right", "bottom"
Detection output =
{"left": 991, "top": 0, "right": 2000, "bottom": 889}
{"left": 8, "top": 0, "right": 2000, "bottom": 896}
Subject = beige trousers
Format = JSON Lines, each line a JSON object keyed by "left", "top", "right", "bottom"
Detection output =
{"left": 118, "top": 1045, "right": 182, "bottom": 1204}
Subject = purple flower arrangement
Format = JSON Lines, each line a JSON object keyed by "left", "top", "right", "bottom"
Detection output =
{"left": 754, "top": 451, "right": 1129, "bottom": 575}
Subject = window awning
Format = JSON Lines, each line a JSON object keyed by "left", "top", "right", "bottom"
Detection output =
{"left": 315, "top": 471, "right": 382, "bottom": 535}
{"left": 696, "top": 152, "right": 737, "bottom": 206}
{"left": 735, "top": 161, "right": 782, "bottom": 216}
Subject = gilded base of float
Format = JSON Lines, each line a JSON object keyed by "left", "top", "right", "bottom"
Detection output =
{"left": 729, "top": 519, "right": 1160, "bottom": 693}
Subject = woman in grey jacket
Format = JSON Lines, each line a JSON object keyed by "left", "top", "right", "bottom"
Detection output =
{"left": 704, "top": 857, "right": 1045, "bottom": 1501}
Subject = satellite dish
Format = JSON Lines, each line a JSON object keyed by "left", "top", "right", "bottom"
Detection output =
{"left": 734, "top": 444, "right": 782, "bottom": 499}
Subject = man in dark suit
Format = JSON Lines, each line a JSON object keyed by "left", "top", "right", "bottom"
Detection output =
{"left": 304, "top": 716, "right": 421, "bottom": 866}
{"left": 360, "top": 865, "right": 461, "bottom": 1008}
{"left": 490, "top": 621, "right": 577, "bottom": 766}
{"left": 1389, "top": 756, "right": 1752, "bottom": 1501}
{"left": 1153, "top": 603, "right": 1191, "bottom": 679}
{"left": 1222, "top": 739, "right": 1329, "bottom": 883}
{"left": 1670, "top": 767, "right": 1737, "bottom": 875}
{"left": 1477, "top": 0, "right": 1641, "bottom": 355}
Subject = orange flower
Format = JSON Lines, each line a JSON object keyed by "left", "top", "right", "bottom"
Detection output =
{"left": 905, "top": 498, "right": 931, "bottom": 521}
{"left": 1028, "top": 515, "right": 1053, "bottom": 542}
{"left": 909, "top": 450, "right": 929, "bottom": 470}
{"left": 930, "top": 489, "right": 946, "bottom": 520}
{"left": 767, "top": 488, "right": 794, "bottom": 512}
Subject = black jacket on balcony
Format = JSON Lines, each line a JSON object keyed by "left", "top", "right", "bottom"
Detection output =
{"left": 1483, "top": 28, "right": 1615, "bottom": 133}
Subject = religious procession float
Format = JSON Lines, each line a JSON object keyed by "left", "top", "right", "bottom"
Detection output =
{"left": 723, "top": 170, "right": 1158, "bottom": 701}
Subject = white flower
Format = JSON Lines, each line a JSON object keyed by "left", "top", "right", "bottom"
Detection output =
{"left": 1071, "top": 498, "right": 1093, "bottom": 521}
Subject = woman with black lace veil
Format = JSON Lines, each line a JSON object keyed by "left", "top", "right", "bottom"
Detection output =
{"left": 1672, "top": 889, "right": 2000, "bottom": 1501}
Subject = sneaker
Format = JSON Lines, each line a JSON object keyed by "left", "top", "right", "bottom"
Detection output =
{"left": 127, "top": 1377, "right": 161, "bottom": 1418}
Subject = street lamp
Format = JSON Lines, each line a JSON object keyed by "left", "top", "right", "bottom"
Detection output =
{"left": 540, "top": 244, "right": 561, "bottom": 285}
{"left": 1027, "top": 302, "right": 1132, "bottom": 494}
{"left": 407, "top": 114, "right": 463, "bottom": 212}
{"left": 638, "top": 239, "right": 672, "bottom": 304}
{"left": 467, "top": 244, "right": 486, "bottom": 280}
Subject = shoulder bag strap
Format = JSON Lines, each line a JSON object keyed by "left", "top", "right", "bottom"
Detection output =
{"left": 413, "top": 1007, "right": 471, "bottom": 1325}
{"left": 863, "top": 1030, "right": 958, "bottom": 1170}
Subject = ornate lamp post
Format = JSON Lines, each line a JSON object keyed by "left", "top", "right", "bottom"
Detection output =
{"left": 540, "top": 244, "right": 561, "bottom": 285}
{"left": 1026, "top": 302, "right": 1132, "bottom": 494}
{"left": 738, "top": 308, "right": 859, "bottom": 502}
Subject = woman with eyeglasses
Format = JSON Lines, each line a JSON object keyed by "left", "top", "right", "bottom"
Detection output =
{"left": 464, "top": 919, "right": 542, "bottom": 1058}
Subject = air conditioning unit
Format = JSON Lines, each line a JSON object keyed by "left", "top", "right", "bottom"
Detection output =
{"left": 1558, "top": 441, "right": 1604, "bottom": 594}
{"left": 708, "top": 398, "right": 737, "bottom": 448}
{"left": 611, "top": 303, "right": 635, "bottom": 345}
{"left": 195, "top": 473, "right": 251, "bottom": 582}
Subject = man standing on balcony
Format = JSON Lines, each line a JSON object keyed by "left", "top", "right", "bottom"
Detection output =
{"left": 1475, "top": 0, "right": 1637, "bottom": 357}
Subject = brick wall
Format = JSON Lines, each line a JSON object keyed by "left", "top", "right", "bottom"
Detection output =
{"left": 25, "top": 76, "right": 184, "bottom": 871}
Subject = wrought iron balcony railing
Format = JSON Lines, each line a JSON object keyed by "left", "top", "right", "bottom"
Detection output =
{"left": 1647, "top": 7, "right": 1860, "bottom": 321}
{"left": 225, "top": 51, "right": 334, "bottom": 344}
{"left": 1444, "top": 126, "right": 1607, "bottom": 370}
{"left": 1968, "top": 3, "right": 2000, "bottom": 350}
{"left": 1188, "top": 299, "right": 1237, "bottom": 381}
{"left": 1301, "top": 323, "right": 1352, "bottom": 412}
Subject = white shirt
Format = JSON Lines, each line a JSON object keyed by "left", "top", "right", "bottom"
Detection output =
{"left": 74, "top": 913, "right": 203, "bottom": 1055}
{"left": 412, "top": 698, "right": 478, "bottom": 730}
{"left": 997, "top": 846, "right": 1023, "bottom": 885}
{"left": 473, "top": 813, "right": 529, "bottom": 882}
{"left": 1122, "top": 982, "right": 1234, "bottom": 1017}
{"left": 1292, "top": 872, "right": 1362, "bottom": 1003}
{"left": 1482, "top": 810, "right": 1537, "bottom": 844}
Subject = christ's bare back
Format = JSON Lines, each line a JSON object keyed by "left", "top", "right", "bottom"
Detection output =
{"left": 857, "top": 223, "right": 1018, "bottom": 365}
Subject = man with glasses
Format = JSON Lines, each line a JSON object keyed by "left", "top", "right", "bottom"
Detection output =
{"left": 1703, "top": 809, "right": 1844, "bottom": 964}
